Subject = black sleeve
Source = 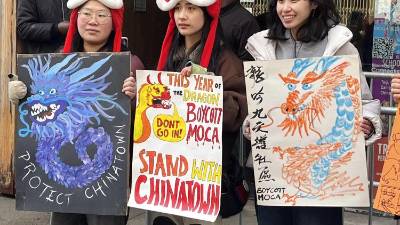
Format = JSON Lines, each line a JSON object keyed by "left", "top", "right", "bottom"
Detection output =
{"left": 17, "top": 0, "right": 60, "bottom": 41}
{"left": 237, "top": 19, "right": 260, "bottom": 61}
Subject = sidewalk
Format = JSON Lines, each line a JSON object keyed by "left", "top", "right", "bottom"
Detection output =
{"left": 0, "top": 194, "right": 397, "bottom": 225}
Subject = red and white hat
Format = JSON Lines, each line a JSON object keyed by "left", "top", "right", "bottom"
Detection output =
{"left": 156, "top": 0, "right": 221, "bottom": 70}
{"left": 67, "top": 0, "right": 123, "bottom": 9}
{"left": 156, "top": 0, "right": 217, "bottom": 11}
{"left": 63, "top": 0, "right": 124, "bottom": 53}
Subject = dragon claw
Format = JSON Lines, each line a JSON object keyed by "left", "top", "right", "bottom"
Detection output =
{"left": 273, "top": 146, "right": 284, "bottom": 159}
{"left": 283, "top": 194, "right": 298, "bottom": 206}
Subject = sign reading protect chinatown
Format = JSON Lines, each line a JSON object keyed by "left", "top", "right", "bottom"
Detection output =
{"left": 15, "top": 53, "right": 131, "bottom": 215}
{"left": 128, "top": 70, "right": 223, "bottom": 222}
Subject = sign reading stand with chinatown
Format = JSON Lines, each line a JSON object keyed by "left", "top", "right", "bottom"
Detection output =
{"left": 244, "top": 55, "right": 369, "bottom": 207}
{"left": 128, "top": 70, "right": 223, "bottom": 222}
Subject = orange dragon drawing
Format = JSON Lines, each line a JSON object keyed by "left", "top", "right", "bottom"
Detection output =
{"left": 269, "top": 57, "right": 364, "bottom": 205}
{"left": 134, "top": 73, "right": 171, "bottom": 143}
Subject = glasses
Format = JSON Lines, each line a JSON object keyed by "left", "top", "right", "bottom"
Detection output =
{"left": 78, "top": 9, "right": 112, "bottom": 24}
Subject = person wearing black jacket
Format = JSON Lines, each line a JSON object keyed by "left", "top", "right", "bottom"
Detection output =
{"left": 220, "top": 0, "right": 259, "bottom": 61}
{"left": 17, "top": 0, "right": 70, "bottom": 53}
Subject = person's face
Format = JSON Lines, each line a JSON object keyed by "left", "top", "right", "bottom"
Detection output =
{"left": 174, "top": 0, "right": 205, "bottom": 39}
{"left": 77, "top": 0, "right": 113, "bottom": 48}
{"left": 276, "top": 0, "right": 317, "bottom": 33}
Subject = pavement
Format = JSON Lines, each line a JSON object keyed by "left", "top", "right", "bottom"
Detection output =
{"left": 0, "top": 194, "right": 397, "bottom": 225}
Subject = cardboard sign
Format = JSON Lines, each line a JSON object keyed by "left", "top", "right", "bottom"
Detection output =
{"left": 374, "top": 105, "right": 400, "bottom": 215}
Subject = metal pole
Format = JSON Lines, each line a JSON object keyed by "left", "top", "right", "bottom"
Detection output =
{"left": 364, "top": 77, "right": 374, "bottom": 225}
{"left": 364, "top": 71, "right": 395, "bottom": 79}
{"left": 239, "top": 127, "right": 244, "bottom": 225}
{"left": 367, "top": 145, "right": 374, "bottom": 225}
{"left": 368, "top": 144, "right": 374, "bottom": 225}
{"left": 365, "top": 72, "right": 395, "bottom": 224}
{"left": 390, "top": 80, "right": 396, "bottom": 225}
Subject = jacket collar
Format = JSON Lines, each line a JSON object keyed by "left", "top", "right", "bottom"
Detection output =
{"left": 245, "top": 24, "right": 353, "bottom": 60}
{"left": 323, "top": 25, "right": 353, "bottom": 56}
{"left": 245, "top": 29, "right": 276, "bottom": 61}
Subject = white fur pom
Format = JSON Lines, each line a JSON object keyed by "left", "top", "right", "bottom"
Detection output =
{"left": 67, "top": 0, "right": 123, "bottom": 9}
{"left": 156, "top": 0, "right": 216, "bottom": 11}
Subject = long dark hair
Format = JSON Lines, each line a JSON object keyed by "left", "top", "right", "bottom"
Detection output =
{"left": 165, "top": 7, "right": 224, "bottom": 73}
{"left": 267, "top": 0, "right": 340, "bottom": 42}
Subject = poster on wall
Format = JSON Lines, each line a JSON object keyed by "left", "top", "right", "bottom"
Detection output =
{"left": 372, "top": 0, "right": 400, "bottom": 74}
{"left": 244, "top": 55, "right": 369, "bottom": 206}
{"left": 14, "top": 53, "right": 131, "bottom": 215}
{"left": 371, "top": 0, "right": 400, "bottom": 134}
{"left": 128, "top": 70, "right": 223, "bottom": 222}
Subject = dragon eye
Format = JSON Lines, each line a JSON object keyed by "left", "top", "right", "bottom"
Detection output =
{"left": 287, "top": 84, "right": 296, "bottom": 91}
{"left": 49, "top": 88, "right": 57, "bottom": 94}
{"left": 302, "top": 83, "right": 312, "bottom": 90}
{"left": 38, "top": 90, "right": 45, "bottom": 95}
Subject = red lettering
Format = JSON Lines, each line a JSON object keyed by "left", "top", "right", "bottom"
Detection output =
{"left": 139, "top": 149, "right": 148, "bottom": 173}
{"left": 134, "top": 175, "right": 147, "bottom": 204}
{"left": 166, "top": 155, "right": 178, "bottom": 176}
{"left": 186, "top": 124, "right": 220, "bottom": 144}
{"left": 154, "top": 153, "right": 166, "bottom": 177}
{"left": 209, "top": 185, "right": 221, "bottom": 215}
{"left": 147, "top": 151, "right": 156, "bottom": 174}
{"left": 140, "top": 150, "right": 188, "bottom": 177}
{"left": 193, "top": 182, "right": 202, "bottom": 212}
{"left": 186, "top": 103, "right": 222, "bottom": 124}
{"left": 160, "top": 180, "right": 166, "bottom": 206}
{"left": 176, "top": 180, "right": 188, "bottom": 211}
{"left": 164, "top": 178, "right": 180, "bottom": 208}
{"left": 179, "top": 155, "right": 188, "bottom": 176}
{"left": 136, "top": 178, "right": 220, "bottom": 216}
{"left": 147, "top": 177, "right": 160, "bottom": 206}
{"left": 186, "top": 102, "right": 196, "bottom": 122}
{"left": 186, "top": 181, "right": 195, "bottom": 209}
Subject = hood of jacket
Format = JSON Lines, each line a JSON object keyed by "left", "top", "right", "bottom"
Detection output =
{"left": 245, "top": 24, "right": 353, "bottom": 60}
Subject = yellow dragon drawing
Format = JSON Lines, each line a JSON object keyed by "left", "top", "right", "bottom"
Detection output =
{"left": 134, "top": 73, "right": 172, "bottom": 143}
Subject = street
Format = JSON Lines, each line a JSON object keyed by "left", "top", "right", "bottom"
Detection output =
{"left": 0, "top": 195, "right": 397, "bottom": 225}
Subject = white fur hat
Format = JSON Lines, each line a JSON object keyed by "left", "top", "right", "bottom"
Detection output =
{"left": 67, "top": 0, "right": 123, "bottom": 9}
{"left": 156, "top": 0, "right": 216, "bottom": 11}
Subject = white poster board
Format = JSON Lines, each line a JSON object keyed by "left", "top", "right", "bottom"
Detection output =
{"left": 128, "top": 70, "right": 223, "bottom": 221}
{"left": 244, "top": 55, "right": 369, "bottom": 206}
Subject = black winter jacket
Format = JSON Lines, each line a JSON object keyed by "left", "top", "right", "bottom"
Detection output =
{"left": 17, "top": 0, "right": 70, "bottom": 53}
{"left": 220, "top": 1, "right": 260, "bottom": 61}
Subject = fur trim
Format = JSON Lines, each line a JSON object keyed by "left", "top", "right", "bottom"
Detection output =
{"left": 156, "top": 0, "right": 216, "bottom": 11}
{"left": 67, "top": 0, "right": 123, "bottom": 9}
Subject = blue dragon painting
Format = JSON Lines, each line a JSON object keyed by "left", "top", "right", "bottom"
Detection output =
{"left": 270, "top": 57, "right": 365, "bottom": 204}
{"left": 18, "top": 54, "right": 127, "bottom": 188}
